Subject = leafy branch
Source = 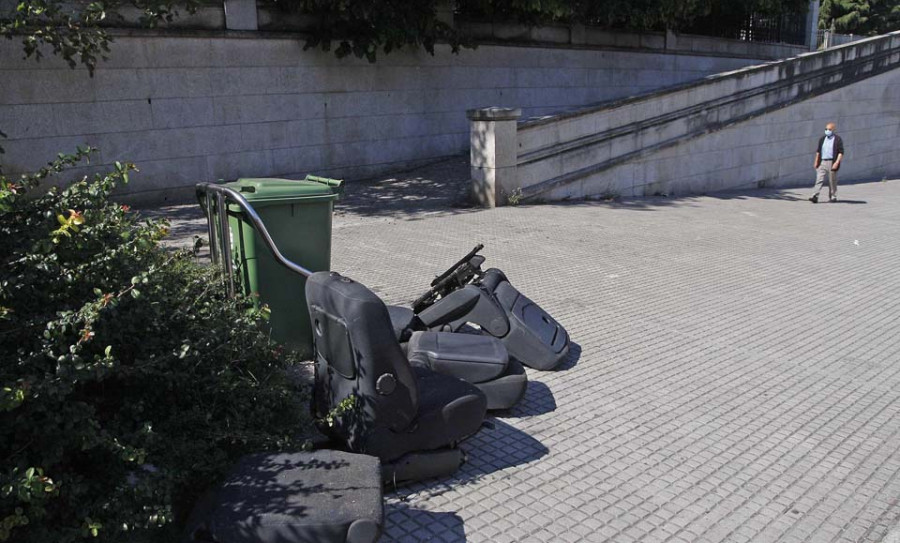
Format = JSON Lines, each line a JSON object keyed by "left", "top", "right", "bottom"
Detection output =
{"left": 0, "top": 0, "right": 199, "bottom": 75}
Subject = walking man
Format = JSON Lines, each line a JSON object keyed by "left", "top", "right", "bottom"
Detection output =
{"left": 809, "top": 122, "right": 844, "bottom": 203}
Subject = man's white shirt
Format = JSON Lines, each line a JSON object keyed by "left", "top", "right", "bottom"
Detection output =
{"left": 821, "top": 136, "right": 835, "bottom": 160}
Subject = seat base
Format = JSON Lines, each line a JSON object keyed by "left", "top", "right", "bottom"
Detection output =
{"left": 476, "top": 359, "right": 527, "bottom": 410}
{"left": 382, "top": 447, "right": 464, "bottom": 485}
{"left": 358, "top": 367, "right": 487, "bottom": 463}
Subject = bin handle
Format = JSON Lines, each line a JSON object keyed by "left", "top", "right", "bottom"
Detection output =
{"left": 196, "top": 183, "right": 314, "bottom": 297}
{"left": 305, "top": 175, "right": 343, "bottom": 198}
{"left": 304, "top": 175, "right": 342, "bottom": 190}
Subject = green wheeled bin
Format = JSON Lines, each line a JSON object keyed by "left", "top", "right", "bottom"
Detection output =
{"left": 225, "top": 176, "right": 342, "bottom": 357}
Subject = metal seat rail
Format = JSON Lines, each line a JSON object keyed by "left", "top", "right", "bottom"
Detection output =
{"left": 196, "top": 183, "right": 313, "bottom": 297}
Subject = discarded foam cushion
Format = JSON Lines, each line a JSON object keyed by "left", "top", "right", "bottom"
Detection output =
{"left": 184, "top": 450, "right": 383, "bottom": 543}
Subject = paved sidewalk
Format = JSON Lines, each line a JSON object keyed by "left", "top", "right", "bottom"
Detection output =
{"left": 156, "top": 174, "right": 900, "bottom": 543}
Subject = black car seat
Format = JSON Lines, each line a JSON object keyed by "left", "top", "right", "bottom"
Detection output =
{"left": 305, "top": 271, "right": 487, "bottom": 483}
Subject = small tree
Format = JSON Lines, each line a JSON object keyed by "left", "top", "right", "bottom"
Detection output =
{"left": 455, "top": 0, "right": 809, "bottom": 31}
{"left": 819, "top": 0, "right": 900, "bottom": 34}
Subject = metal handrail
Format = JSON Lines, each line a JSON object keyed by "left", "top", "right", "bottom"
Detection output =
{"left": 196, "top": 183, "right": 314, "bottom": 297}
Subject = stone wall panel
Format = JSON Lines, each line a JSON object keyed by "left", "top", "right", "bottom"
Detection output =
{"left": 1, "top": 35, "right": 795, "bottom": 204}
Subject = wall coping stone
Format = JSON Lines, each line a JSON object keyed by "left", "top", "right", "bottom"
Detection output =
{"left": 32, "top": 18, "right": 805, "bottom": 61}
{"left": 511, "top": 30, "right": 900, "bottom": 202}
{"left": 519, "top": 30, "right": 900, "bottom": 131}
{"left": 467, "top": 108, "right": 522, "bottom": 122}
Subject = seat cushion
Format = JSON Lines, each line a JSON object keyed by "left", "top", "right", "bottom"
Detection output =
{"left": 475, "top": 359, "right": 528, "bottom": 411}
{"left": 364, "top": 367, "right": 486, "bottom": 461}
{"left": 186, "top": 451, "right": 382, "bottom": 543}
{"left": 411, "top": 367, "right": 488, "bottom": 448}
{"left": 407, "top": 331, "right": 508, "bottom": 384}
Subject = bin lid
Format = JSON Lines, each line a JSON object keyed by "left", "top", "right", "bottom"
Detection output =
{"left": 226, "top": 177, "right": 341, "bottom": 203}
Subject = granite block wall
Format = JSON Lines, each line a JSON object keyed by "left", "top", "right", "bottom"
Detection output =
{"left": 0, "top": 33, "right": 776, "bottom": 204}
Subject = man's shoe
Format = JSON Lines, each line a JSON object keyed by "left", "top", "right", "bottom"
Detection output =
{"left": 830, "top": 197, "right": 837, "bottom": 203}
{"left": 809, "top": 195, "right": 818, "bottom": 203}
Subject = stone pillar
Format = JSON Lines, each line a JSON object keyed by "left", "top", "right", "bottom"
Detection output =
{"left": 436, "top": 0, "right": 455, "bottom": 28}
{"left": 225, "top": 0, "right": 258, "bottom": 30}
{"left": 467, "top": 107, "right": 521, "bottom": 208}
{"left": 806, "top": 0, "right": 820, "bottom": 51}
{"left": 665, "top": 28, "right": 677, "bottom": 50}
{"left": 570, "top": 24, "right": 586, "bottom": 45}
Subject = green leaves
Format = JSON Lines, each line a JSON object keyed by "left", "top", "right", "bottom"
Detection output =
{"left": 280, "top": 0, "right": 465, "bottom": 62}
{"left": 0, "top": 467, "right": 58, "bottom": 541}
{"left": 322, "top": 393, "right": 358, "bottom": 428}
{"left": 50, "top": 209, "right": 86, "bottom": 244}
{"left": 16, "top": 468, "right": 57, "bottom": 502}
{"left": 279, "top": 0, "right": 814, "bottom": 62}
{"left": 820, "top": 0, "right": 900, "bottom": 34}
{"left": 1, "top": 0, "right": 109, "bottom": 73}
{"left": 81, "top": 518, "right": 102, "bottom": 538}
{"left": 0, "top": 386, "right": 26, "bottom": 412}
{"left": 0, "top": 0, "right": 200, "bottom": 76}
{"left": 0, "top": 508, "right": 29, "bottom": 541}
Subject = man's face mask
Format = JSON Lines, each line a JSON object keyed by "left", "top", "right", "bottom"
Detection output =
{"left": 825, "top": 129, "right": 834, "bottom": 137}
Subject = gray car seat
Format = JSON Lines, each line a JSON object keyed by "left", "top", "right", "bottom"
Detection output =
{"left": 305, "top": 271, "right": 487, "bottom": 483}
{"left": 400, "top": 268, "right": 570, "bottom": 371}
{"left": 405, "top": 331, "right": 527, "bottom": 410}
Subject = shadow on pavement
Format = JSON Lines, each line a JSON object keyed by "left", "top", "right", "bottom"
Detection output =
{"left": 387, "top": 418, "right": 547, "bottom": 501}
{"left": 523, "top": 186, "right": 810, "bottom": 212}
{"left": 500, "top": 380, "right": 557, "bottom": 418}
{"left": 384, "top": 506, "right": 467, "bottom": 542}
{"left": 450, "top": 417, "right": 548, "bottom": 477}
{"left": 523, "top": 179, "right": 888, "bottom": 212}
{"left": 137, "top": 204, "right": 208, "bottom": 251}
{"left": 555, "top": 341, "right": 581, "bottom": 372}
{"left": 335, "top": 155, "right": 482, "bottom": 221}
{"left": 137, "top": 162, "right": 887, "bottom": 249}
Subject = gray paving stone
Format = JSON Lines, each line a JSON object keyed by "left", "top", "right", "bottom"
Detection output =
{"left": 154, "top": 164, "right": 900, "bottom": 543}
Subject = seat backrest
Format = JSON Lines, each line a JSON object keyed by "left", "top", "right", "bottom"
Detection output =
{"left": 305, "top": 272, "right": 418, "bottom": 451}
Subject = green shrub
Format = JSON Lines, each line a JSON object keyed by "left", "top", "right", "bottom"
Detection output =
{"left": 272, "top": 0, "right": 812, "bottom": 64}
{"left": 275, "top": 0, "right": 464, "bottom": 62}
{"left": 0, "top": 149, "right": 313, "bottom": 542}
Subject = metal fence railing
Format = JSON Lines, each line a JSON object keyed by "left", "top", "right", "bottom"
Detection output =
{"left": 686, "top": 11, "right": 808, "bottom": 46}
{"left": 816, "top": 30, "right": 867, "bottom": 49}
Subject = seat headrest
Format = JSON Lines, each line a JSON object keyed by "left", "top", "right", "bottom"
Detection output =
{"left": 480, "top": 268, "right": 508, "bottom": 292}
